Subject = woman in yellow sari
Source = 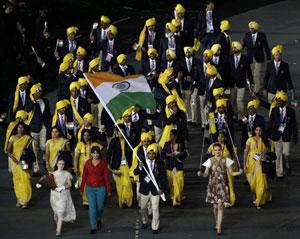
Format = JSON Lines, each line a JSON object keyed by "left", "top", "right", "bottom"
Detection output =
{"left": 207, "top": 132, "right": 237, "bottom": 207}
{"left": 45, "top": 127, "right": 71, "bottom": 172}
{"left": 74, "top": 129, "right": 94, "bottom": 206}
{"left": 6, "top": 122, "right": 33, "bottom": 208}
{"left": 244, "top": 125, "right": 272, "bottom": 209}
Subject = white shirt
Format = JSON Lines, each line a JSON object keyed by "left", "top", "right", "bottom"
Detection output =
{"left": 101, "top": 28, "right": 107, "bottom": 41}
{"left": 208, "top": 77, "right": 216, "bottom": 89}
{"left": 58, "top": 113, "right": 65, "bottom": 127}
{"left": 279, "top": 106, "right": 286, "bottom": 121}
{"left": 19, "top": 90, "right": 26, "bottom": 106}
{"left": 185, "top": 57, "right": 193, "bottom": 72}
{"left": 149, "top": 59, "right": 156, "bottom": 72}
{"left": 80, "top": 88, "right": 87, "bottom": 99}
{"left": 167, "top": 36, "right": 176, "bottom": 50}
{"left": 68, "top": 40, "right": 76, "bottom": 52}
{"left": 148, "top": 30, "right": 156, "bottom": 47}
{"left": 108, "top": 39, "right": 114, "bottom": 53}
{"left": 72, "top": 97, "right": 79, "bottom": 111}
{"left": 248, "top": 114, "right": 256, "bottom": 123}
{"left": 251, "top": 32, "right": 258, "bottom": 46}
{"left": 36, "top": 98, "right": 45, "bottom": 113}
{"left": 206, "top": 10, "right": 214, "bottom": 33}
{"left": 146, "top": 158, "right": 155, "bottom": 171}
{"left": 234, "top": 54, "right": 241, "bottom": 68}
{"left": 167, "top": 61, "right": 173, "bottom": 68}
{"left": 274, "top": 60, "right": 281, "bottom": 73}
{"left": 212, "top": 56, "right": 219, "bottom": 65}
{"left": 203, "top": 157, "right": 234, "bottom": 168}
{"left": 77, "top": 59, "right": 84, "bottom": 71}
{"left": 119, "top": 64, "right": 128, "bottom": 76}
{"left": 143, "top": 146, "right": 148, "bottom": 159}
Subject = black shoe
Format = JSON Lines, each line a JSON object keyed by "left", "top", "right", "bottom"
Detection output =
{"left": 286, "top": 168, "right": 292, "bottom": 176}
{"left": 97, "top": 220, "right": 102, "bottom": 229}
{"left": 152, "top": 229, "right": 159, "bottom": 234}
{"left": 276, "top": 176, "right": 284, "bottom": 182}
{"left": 90, "top": 229, "right": 97, "bottom": 234}
{"left": 141, "top": 223, "right": 147, "bottom": 229}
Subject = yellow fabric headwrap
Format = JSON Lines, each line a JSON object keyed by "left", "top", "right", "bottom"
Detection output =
{"left": 69, "top": 82, "right": 80, "bottom": 91}
{"left": 63, "top": 53, "right": 74, "bottom": 63}
{"left": 84, "top": 113, "right": 94, "bottom": 124}
{"left": 220, "top": 20, "right": 230, "bottom": 32}
{"left": 89, "top": 57, "right": 100, "bottom": 72}
{"left": 13, "top": 76, "right": 30, "bottom": 114}
{"left": 206, "top": 65, "right": 218, "bottom": 76}
{"left": 171, "top": 19, "right": 181, "bottom": 28}
{"left": 275, "top": 90, "right": 288, "bottom": 102}
{"left": 211, "top": 44, "right": 221, "bottom": 55}
{"left": 248, "top": 21, "right": 260, "bottom": 30}
{"left": 101, "top": 15, "right": 111, "bottom": 24}
{"left": 232, "top": 41, "right": 242, "bottom": 51}
{"left": 16, "top": 110, "right": 28, "bottom": 120}
{"left": 213, "top": 87, "right": 224, "bottom": 97}
{"left": 147, "top": 48, "right": 158, "bottom": 57}
{"left": 66, "top": 26, "right": 78, "bottom": 35}
{"left": 165, "top": 22, "right": 176, "bottom": 33}
{"left": 175, "top": 3, "right": 186, "bottom": 14}
{"left": 78, "top": 78, "right": 88, "bottom": 87}
{"left": 203, "top": 49, "right": 214, "bottom": 59}
{"left": 146, "top": 17, "right": 156, "bottom": 27}
{"left": 272, "top": 44, "right": 283, "bottom": 55}
{"left": 122, "top": 107, "right": 133, "bottom": 117}
{"left": 108, "top": 25, "right": 118, "bottom": 35}
{"left": 183, "top": 46, "right": 194, "bottom": 55}
{"left": 59, "top": 62, "right": 70, "bottom": 73}
{"left": 52, "top": 100, "right": 69, "bottom": 127}
{"left": 28, "top": 83, "right": 42, "bottom": 123}
{"left": 117, "top": 54, "right": 127, "bottom": 64}
{"left": 146, "top": 143, "right": 158, "bottom": 154}
{"left": 141, "top": 132, "right": 152, "bottom": 141}
{"left": 76, "top": 46, "right": 87, "bottom": 56}
{"left": 166, "top": 49, "right": 176, "bottom": 59}
{"left": 193, "top": 38, "right": 201, "bottom": 52}
{"left": 247, "top": 100, "right": 259, "bottom": 109}
{"left": 216, "top": 99, "right": 227, "bottom": 108}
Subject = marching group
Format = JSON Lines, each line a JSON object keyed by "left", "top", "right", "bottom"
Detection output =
{"left": 1, "top": 0, "right": 298, "bottom": 237}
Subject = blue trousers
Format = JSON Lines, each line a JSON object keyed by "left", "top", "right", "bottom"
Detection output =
{"left": 86, "top": 186, "right": 106, "bottom": 230}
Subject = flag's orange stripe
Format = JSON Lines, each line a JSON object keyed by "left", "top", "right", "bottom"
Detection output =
{"left": 86, "top": 72, "right": 142, "bottom": 88}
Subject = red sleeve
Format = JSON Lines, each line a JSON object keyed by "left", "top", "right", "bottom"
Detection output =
{"left": 80, "top": 160, "right": 89, "bottom": 193}
{"left": 103, "top": 161, "right": 111, "bottom": 193}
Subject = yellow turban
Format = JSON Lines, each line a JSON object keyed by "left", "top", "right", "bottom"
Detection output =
{"left": 247, "top": 100, "right": 259, "bottom": 109}
{"left": 101, "top": 15, "right": 111, "bottom": 24}
{"left": 232, "top": 41, "right": 242, "bottom": 51}
{"left": 216, "top": 99, "right": 227, "bottom": 108}
{"left": 18, "top": 76, "right": 29, "bottom": 85}
{"left": 59, "top": 62, "right": 69, "bottom": 73}
{"left": 122, "top": 107, "right": 133, "bottom": 117}
{"left": 88, "top": 57, "right": 100, "bottom": 72}
{"left": 165, "top": 22, "right": 176, "bottom": 33}
{"left": 56, "top": 100, "right": 69, "bottom": 110}
{"left": 175, "top": 3, "right": 186, "bottom": 14}
{"left": 13, "top": 76, "right": 30, "bottom": 114}
{"left": 275, "top": 91, "right": 288, "bottom": 102}
{"left": 146, "top": 143, "right": 158, "bottom": 154}
{"left": 66, "top": 26, "right": 78, "bottom": 35}
{"left": 211, "top": 44, "right": 221, "bottom": 55}
{"left": 69, "top": 81, "right": 80, "bottom": 91}
{"left": 30, "top": 83, "right": 42, "bottom": 95}
{"left": 63, "top": 53, "right": 74, "bottom": 63}
{"left": 76, "top": 46, "right": 87, "bottom": 56}
{"left": 193, "top": 38, "right": 201, "bottom": 52}
{"left": 140, "top": 132, "right": 152, "bottom": 141}
{"left": 171, "top": 19, "right": 181, "bottom": 28}
{"left": 184, "top": 46, "right": 194, "bottom": 55}
{"left": 220, "top": 20, "right": 231, "bottom": 32}
{"left": 206, "top": 65, "right": 218, "bottom": 76}
{"left": 117, "top": 54, "right": 127, "bottom": 64}
{"left": 166, "top": 95, "right": 176, "bottom": 105}
{"left": 15, "top": 110, "right": 28, "bottom": 120}
{"left": 147, "top": 48, "right": 158, "bottom": 57}
{"left": 83, "top": 113, "right": 94, "bottom": 123}
{"left": 166, "top": 49, "right": 176, "bottom": 59}
{"left": 108, "top": 25, "right": 118, "bottom": 35}
{"left": 78, "top": 78, "right": 88, "bottom": 87}
{"left": 146, "top": 17, "right": 156, "bottom": 27}
{"left": 248, "top": 21, "right": 260, "bottom": 31}
{"left": 213, "top": 87, "right": 224, "bottom": 97}
{"left": 272, "top": 44, "right": 283, "bottom": 55}
{"left": 203, "top": 49, "right": 214, "bottom": 59}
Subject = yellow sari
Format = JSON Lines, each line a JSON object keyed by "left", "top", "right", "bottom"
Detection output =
{"left": 46, "top": 138, "right": 67, "bottom": 172}
{"left": 208, "top": 143, "right": 236, "bottom": 206}
{"left": 245, "top": 137, "right": 270, "bottom": 206}
{"left": 9, "top": 135, "right": 32, "bottom": 205}
{"left": 75, "top": 141, "right": 92, "bottom": 205}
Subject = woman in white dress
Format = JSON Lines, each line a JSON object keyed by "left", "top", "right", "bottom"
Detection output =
{"left": 50, "top": 157, "right": 76, "bottom": 237}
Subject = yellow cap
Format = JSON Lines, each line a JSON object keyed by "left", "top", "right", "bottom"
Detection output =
{"left": 203, "top": 49, "right": 214, "bottom": 59}
{"left": 248, "top": 21, "right": 260, "bottom": 31}
{"left": 78, "top": 78, "right": 88, "bottom": 87}
{"left": 18, "top": 76, "right": 29, "bottom": 85}
{"left": 117, "top": 54, "right": 127, "bottom": 64}
{"left": 147, "top": 48, "right": 158, "bottom": 57}
{"left": 146, "top": 143, "right": 158, "bottom": 154}
{"left": 206, "top": 65, "right": 218, "bottom": 76}
{"left": 184, "top": 46, "right": 194, "bottom": 55}
{"left": 175, "top": 3, "right": 186, "bottom": 14}
{"left": 171, "top": 19, "right": 181, "bottom": 28}
{"left": 216, "top": 99, "right": 227, "bottom": 108}
{"left": 89, "top": 57, "right": 100, "bottom": 72}
{"left": 56, "top": 100, "right": 69, "bottom": 110}
{"left": 220, "top": 20, "right": 230, "bottom": 32}
{"left": 69, "top": 81, "right": 80, "bottom": 91}
{"left": 15, "top": 110, "right": 28, "bottom": 120}
{"left": 272, "top": 44, "right": 283, "bottom": 55}
{"left": 76, "top": 46, "right": 87, "bottom": 56}
{"left": 232, "top": 41, "right": 242, "bottom": 51}
{"left": 165, "top": 22, "right": 177, "bottom": 33}
{"left": 83, "top": 113, "right": 94, "bottom": 123}
{"left": 101, "top": 15, "right": 111, "bottom": 24}
{"left": 30, "top": 83, "right": 42, "bottom": 95}
{"left": 146, "top": 17, "right": 156, "bottom": 27}
{"left": 108, "top": 24, "right": 118, "bottom": 35}
{"left": 213, "top": 87, "right": 224, "bottom": 97}
{"left": 59, "top": 62, "right": 69, "bottom": 73}
{"left": 66, "top": 26, "right": 78, "bottom": 35}
{"left": 211, "top": 44, "right": 221, "bottom": 55}
{"left": 166, "top": 49, "right": 176, "bottom": 59}
{"left": 166, "top": 95, "right": 176, "bottom": 105}
{"left": 141, "top": 132, "right": 152, "bottom": 141}
{"left": 63, "top": 53, "right": 74, "bottom": 63}
{"left": 275, "top": 90, "right": 288, "bottom": 101}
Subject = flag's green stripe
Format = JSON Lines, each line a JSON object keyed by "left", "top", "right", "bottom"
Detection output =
{"left": 107, "top": 92, "right": 156, "bottom": 120}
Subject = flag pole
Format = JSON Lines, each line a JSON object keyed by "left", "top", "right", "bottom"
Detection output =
{"left": 84, "top": 73, "right": 166, "bottom": 201}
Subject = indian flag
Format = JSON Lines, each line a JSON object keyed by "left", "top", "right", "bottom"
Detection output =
{"left": 84, "top": 72, "right": 156, "bottom": 120}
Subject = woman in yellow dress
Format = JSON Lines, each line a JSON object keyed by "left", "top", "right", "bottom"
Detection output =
{"left": 6, "top": 122, "right": 33, "bottom": 208}
{"left": 244, "top": 125, "right": 272, "bottom": 209}
{"left": 45, "top": 127, "right": 71, "bottom": 172}
{"left": 74, "top": 129, "right": 94, "bottom": 206}
{"left": 207, "top": 131, "right": 237, "bottom": 207}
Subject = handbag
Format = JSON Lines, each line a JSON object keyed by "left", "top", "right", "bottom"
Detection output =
{"left": 38, "top": 174, "right": 57, "bottom": 190}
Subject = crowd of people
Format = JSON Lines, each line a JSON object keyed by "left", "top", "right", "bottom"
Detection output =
{"left": 1, "top": 0, "right": 298, "bottom": 237}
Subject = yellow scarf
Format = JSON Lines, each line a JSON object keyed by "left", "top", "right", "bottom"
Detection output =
{"left": 135, "top": 26, "right": 147, "bottom": 61}
{"left": 48, "top": 138, "right": 65, "bottom": 169}
{"left": 4, "top": 121, "right": 18, "bottom": 153}
{"left": 70, "top": 97, "right": 83, "bottom": 126}
{"left": 11, "top": 135, "right": 32, "bottom": 161}
{"left": 13, "top": 86, "right": 21, "bottom": 114}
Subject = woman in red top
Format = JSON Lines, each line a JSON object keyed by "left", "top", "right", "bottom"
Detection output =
{"left": 80, "top": 145, "right": 111, "bottom": 234}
